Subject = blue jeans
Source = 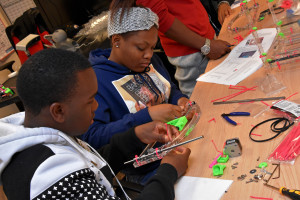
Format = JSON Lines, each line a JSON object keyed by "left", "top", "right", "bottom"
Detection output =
{"left": 168, "top": 52, "right": 208, "bottom": 97}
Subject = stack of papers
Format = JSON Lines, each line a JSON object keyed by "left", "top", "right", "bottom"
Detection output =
{"left": 197, "top": 28, "right": 277, "bottom": 85}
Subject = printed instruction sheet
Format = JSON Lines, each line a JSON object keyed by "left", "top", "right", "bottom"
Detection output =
{"left": 197, "top": 28, "right": 277, "bottom": 85}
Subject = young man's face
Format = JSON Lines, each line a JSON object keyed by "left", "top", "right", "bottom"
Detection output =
{"left": 115, "top": 26, "right": 158, "bottom": 72}
{"left": 63, "top": 68, "right": 98, "bottom": 136}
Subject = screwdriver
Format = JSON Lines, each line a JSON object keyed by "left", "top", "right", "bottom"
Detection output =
{"left": 264, "top": 183, "right": 300, "bottom": 200}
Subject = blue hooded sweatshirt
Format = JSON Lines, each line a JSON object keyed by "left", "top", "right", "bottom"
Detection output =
{"left": 81, "top": 48, "right": 187, "bottom": 149}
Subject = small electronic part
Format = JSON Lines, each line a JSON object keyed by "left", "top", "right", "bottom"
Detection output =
{"left": 223, "top": 138, "right": 242, "bottom": 157}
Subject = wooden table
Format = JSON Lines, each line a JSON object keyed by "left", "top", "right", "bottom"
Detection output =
{"left": 186, "top": 1, "right": 300, "bottom": 200}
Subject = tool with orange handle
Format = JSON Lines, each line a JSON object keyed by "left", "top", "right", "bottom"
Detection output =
{"left": 264, "top": 183, "right": 300, "bottom": 200}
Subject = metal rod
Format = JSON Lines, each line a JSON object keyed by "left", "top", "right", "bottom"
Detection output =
{"left": 124, "top": 135, "right": 204, "bottom": 165}
{"left": 213, "top": 96, "right": 286, "bottom": 105}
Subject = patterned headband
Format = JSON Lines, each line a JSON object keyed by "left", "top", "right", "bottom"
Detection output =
{"left": 108, "top": 7, "right": 159, "bottom": 37}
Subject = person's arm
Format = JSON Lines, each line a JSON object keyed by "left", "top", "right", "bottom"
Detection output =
{"left": 215, "top": 0, "right": 234, "bottom": 25}
{"left": 136, "top": 163, "right": 178, "bottom": 200}
{"left": 98, "top": 121, "right": 190, "bottom": 200}
{"left": 81, "top": 107, "right": 152, "bottom": 149}
{"left": 137, "top": 0, "right": 231, "bottom": 60}
{"left": 98, "top": 121, "right": 179, "bottom": 173}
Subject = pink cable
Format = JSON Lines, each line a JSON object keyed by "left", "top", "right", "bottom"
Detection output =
{"left": 209, "top": 153, "right": 222, "bottom": 168}
{"left": 211, "top": 86, "right": 256, "bottom": 102}
{"left": 260, "top": 101, "right": 271, "bottom": 107}
{"left": 211, "top": 140, "right": 221, "bottom": 153}
{"left": 285, "top": 92, "right": 298, "bottom": 100}
{"left": 135, "top": 155, "right": 141, "bottom": 166}
{"left": 268, "top": 123, "right": 300, "bottom": 161}
{"left": 250, "top": 196, "right": 273, "bottom": 200}
{"left": 208, "top": 118, "right": 216, "bottom": 123}
{"left": 251, "top": 133, "right": 262, "bottom": 137}
{"left": 276, "top": 61, "right": 281, "bottom": 70}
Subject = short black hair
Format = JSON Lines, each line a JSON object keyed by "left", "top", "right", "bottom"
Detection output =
{"left": 17, "top": 48, "right": 91, "bottom": 115}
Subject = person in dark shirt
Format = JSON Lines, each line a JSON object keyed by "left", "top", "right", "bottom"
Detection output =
{"left": 0, "top": 48, "right": 190, "bottom": 200}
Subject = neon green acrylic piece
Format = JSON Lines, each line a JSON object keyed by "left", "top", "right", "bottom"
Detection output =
{"left": 252, "top": 27, "right": 257, "bottom": 31}
{"left": 261, "top": 52, "right": 267, "bottom": 56}
{"left": 167, "top": 116, "right": 188, "bottom": 131}
{"left": 259, "top": 17, "right": 265, "bottom": 20}
{"left": 2, "top": 86, "right": 14, "bottom": 95}
{"left": 185, "top": 128, "right": 193, "bottom": 137}
{"left": 276, "top": 20, "right": 282, "bottom": 26}
{"left": 258, "top": 162, "right": 268, "bottom": 168}
{"left": 268, "top": 0, "right": 274, "bottom": 2}
{"left": 278, "top": 32, "right": 285, "bottom": 37}
{"left": 266, "top": 59, "right": 273, "bottom": 63}
{"left": 217, "top": 154, "right": 229, "bottom": 163}
{"left": 242, "top": 0, "right": 247, "bottom": 3}
{"left": 212, "top": 164, "right": 226, "bottom": 176}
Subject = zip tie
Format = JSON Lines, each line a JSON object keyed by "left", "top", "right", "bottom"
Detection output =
{"left": 261, "top": 101, "right": 271, "bottom": 107}
{"left": 211, "top": 86, "right": 257, "bottom": 102}
{"left": 250, "top": 196, "right": 273, "bottom": 200}
{"left": 209, "top": 153, "right": 222, "bottom": 168}
{"left": 155, "top": 148, "right": 163, "bottom": 159}
{"left": 251, "top": 133, "right": 262, "bottom": 136}
{"left": 211, "top": 140, "right": 222, "bottom": 153}
{"left": 135, "top": 155, "right": 141, "bottom": 166}
{"left": 276, "top": 61, "right": 281, "bottom": 70}
{"left": 286, "top": 92, "right": 298, "bottom": 100}
{"left": 208, "top": 118, "right": 216, "bottom": 123}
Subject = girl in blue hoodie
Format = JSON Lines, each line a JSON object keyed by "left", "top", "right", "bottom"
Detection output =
{"left": 82, "top": 7, "right": 189, "bottom": 150}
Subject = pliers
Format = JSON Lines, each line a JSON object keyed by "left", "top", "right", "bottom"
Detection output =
{"left": 221, "top": 112, "right": 250, "bottom": 126}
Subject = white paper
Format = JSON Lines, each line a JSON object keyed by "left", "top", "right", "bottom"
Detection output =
{"left": 175, "top": 176, "right": 233, "bottom": 200}
{"left": 197, "top": 28, "right": 277, "bottom": 85}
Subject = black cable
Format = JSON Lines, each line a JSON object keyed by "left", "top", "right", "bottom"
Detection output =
{"left": 249, "top": 118, "right": 294, "bottom": 142}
